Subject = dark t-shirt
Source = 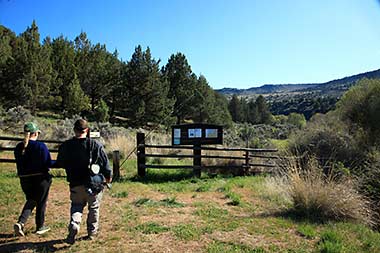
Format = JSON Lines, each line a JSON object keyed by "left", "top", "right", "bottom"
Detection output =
{"left": 55, "top": 138, "right": 111, "bottom": 187}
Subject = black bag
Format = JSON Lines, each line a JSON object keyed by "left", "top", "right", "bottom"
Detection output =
{"left": 85, "top": 136, "right": 105, "bottom": 195}
{"left": 86, "top": 174, "right": 105, "bottom": 195}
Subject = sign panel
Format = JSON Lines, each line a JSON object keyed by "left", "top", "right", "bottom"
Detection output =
{"left": 188, "top": 128, "right": 202, "bottom": 138}
{"left": 90, "top": 131, "right": 100, "bottom": 138}
{"left": 205, "top": 129, "right": 218, "bottom": 138}
{"left": 174, "top": 128, "right": 181, "bottom": 138}
{"left": 171, "top": 124, "right": 223, "bottom": 145}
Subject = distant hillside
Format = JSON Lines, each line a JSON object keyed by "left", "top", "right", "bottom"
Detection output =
{"left": 217, "top": 68, "right": 380, "bottom": 96}
{"left": 218, "top": 68, "right": 380, "bottom": 119}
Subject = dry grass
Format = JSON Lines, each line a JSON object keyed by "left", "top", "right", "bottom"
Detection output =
{"left": 267, "top": 157, "right": 374, "bottom": 225}
{"left": 201, "top": 150, "right": 244, "bottom": 167}
{"left": 105, "top": 133, "right": 136, "bottom": 158}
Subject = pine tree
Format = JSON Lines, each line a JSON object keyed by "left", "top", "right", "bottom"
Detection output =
{"left": 104, "top": 49, "right": 125, "bottom": 118}
{"left": 124, "top": 46, "right": 173, "bottom": 126}
{"left": 16, "top": 21, "right": 54, "bottom": 113}
{"left": 247, "top": 98, "right": 259, "bottom": 124}
{"left": 64, "top": 73, "right": 90, "bottom": 117}
{"left": 228, "top": 94, "right": 242, "bottom": 122}
{"left": 162, "top": 53, "right": 197, "bottom": 124}
{"left": 192, "top": 75, "right": 214, "bottom": 123}
{"left": 0, "top": 25, "right": 18, "bottom": 107}
{"left": 51, "top": 35, "right": 76, "bottom": 111}
{"left": 212, "top": 92, "right": 233, "bottom": 126}
{"left": 192, "top": 75, "right": 232, "bottom": 126}
{"left": 255, "top": 95, "right": 272, "bottom": 124}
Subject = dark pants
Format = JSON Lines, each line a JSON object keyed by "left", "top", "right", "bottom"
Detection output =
{"left": 18, "top": 174, "right": 52, "bottom": 229}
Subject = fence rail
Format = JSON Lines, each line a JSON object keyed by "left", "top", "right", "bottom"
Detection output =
{"left": 137, "top": 132, "right": 278, "bottom": 178}
{"left": 0, "top": 136, "right": 64, "bottom": 144}
{"left": 0, "top": 136, "right": 120, "bottom": 181}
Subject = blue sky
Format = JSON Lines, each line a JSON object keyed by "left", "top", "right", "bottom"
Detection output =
{"left": 1, "top": 0, "right": 380, "bottom": 89}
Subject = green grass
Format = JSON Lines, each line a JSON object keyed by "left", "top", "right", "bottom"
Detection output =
{"left": 135, "top": 222, "right": 169, "bottom": 234}
{"left": 1, "top": 162, "right": 380, "bottom": 253}
{"left": 133, "top": 197, "right": 185, "bottom": 208}
{"left": 297, "top": 224, "right": 317, "bottom": 239}
{"left": 318, "top": 230, "right": 343, "bottom": 253}
{"left": 111, "top": 190, "right": 129, "bottom": 198}
{"left": 159, "top": 197, "right": 185, "bottom": 207}
{"left": 270, "top": 139, "right": 289, "bottom": 150}
{"left": 207, "top": 241, "right": 265, "bottom": 253}
{"left": 172, "top": 223, "right": 202, "bottom": 240}
{"left": 225, "top": 191, "right": 242, "bottom": 206}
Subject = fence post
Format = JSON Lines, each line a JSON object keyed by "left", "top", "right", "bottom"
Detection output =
{"left": 193, "top": 143, "right": 201, "bottom": 178}
{"left": 137, "top": 132, "right": 146, "bottom": 177}
{"left": 244, "top": 150, "right": 250, "bottom": 175}
{"left": 112, "top": 150, "right": 120, "bottom": 181}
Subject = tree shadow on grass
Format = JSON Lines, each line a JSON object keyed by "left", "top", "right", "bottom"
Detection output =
{"left": 0, "top": 236, "right": 87, "bottom": 253}
{"left": 255, "top": 209, "right": 329, "bottom": 225}
{"left": 127, "top": 169, "right": 195, "bottom": 183}
{"left": 0, "top": 233, "right": 18, "bottom": 244}
{"left": 123, "top": 168, "right": 246, "bottom": 184}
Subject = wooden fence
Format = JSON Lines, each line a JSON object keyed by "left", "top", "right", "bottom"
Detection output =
{"left": 0, "top": 136, "right": 120, "bottom": 180}
{"left": 136, "top": 132, "right": 278, "bottom": 177}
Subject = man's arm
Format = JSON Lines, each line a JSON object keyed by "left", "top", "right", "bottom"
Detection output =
{"left": 52, "top": 143, "right": 65, "bottom": 168}
{"left": 97, "top": 142, "right": 112, "bottom": 183}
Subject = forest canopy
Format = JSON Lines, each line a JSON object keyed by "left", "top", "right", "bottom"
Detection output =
{"left": 0, "top": 21, "right": 233, "bottom": 127}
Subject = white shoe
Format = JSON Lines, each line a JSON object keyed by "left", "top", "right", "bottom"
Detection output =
{"left": 14, "top": 223, "right": 25, "bottom": 237}
{"left": 36, "top": 226, "right": 50, "bottom": 235}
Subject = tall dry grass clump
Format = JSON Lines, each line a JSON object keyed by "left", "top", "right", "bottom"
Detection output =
{"left": 268, "top": 157, "right": 373, "bottom": 225}
{"left": 105, "top": 134, "right": 136, "bottom": 159}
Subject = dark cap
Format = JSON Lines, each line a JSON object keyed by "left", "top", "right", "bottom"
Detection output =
{"left": 74, "top": 119, "right": 89, "bottom": 132}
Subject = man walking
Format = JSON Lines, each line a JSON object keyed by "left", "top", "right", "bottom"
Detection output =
{"left": 56, "top": 119, "right": 112, "bottom": 244}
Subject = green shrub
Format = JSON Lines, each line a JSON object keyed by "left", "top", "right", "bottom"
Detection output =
{"left": 287, "top": 113, "right": 306, "bottom": 129}
{"left": 337, "top": 78, "right": 380, "bottom": 146}
{"left": 289, "top": 113, "right": 366, "bottom": 169}
{"left": 358, "top": 156, "right": 380, "bottom": 228}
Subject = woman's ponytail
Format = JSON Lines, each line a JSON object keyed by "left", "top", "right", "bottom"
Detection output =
{"left": 22, "top": 132, "right": 30, "bottom": 155}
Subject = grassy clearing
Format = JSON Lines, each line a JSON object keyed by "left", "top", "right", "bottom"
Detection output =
{"left": 0, "top": 160, "right": 380, "bottom": 252}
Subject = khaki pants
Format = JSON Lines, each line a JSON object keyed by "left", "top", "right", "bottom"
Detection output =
{"left": 69, "top": 185, "right": 103, "bottom": 235}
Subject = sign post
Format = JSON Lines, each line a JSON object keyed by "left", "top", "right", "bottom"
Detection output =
{"left": 172, "top": 123, "right": 223, "bottom": 177}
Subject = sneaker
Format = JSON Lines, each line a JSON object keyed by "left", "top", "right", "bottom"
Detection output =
{"left": 86, "top": 232, "right": 97, "bottom": 241}
{"left": 65, "top": 223, "right": 79, "bottom": 245}
{"left": 36, "top": 226, "right": 50, "bottom": 235}
{"left": 14, "top": 222, "right": 25, "bottom": 237}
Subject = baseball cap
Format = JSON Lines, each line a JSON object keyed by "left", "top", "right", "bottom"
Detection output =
{"left": 24, "top": 122, "right": 41, "bottom": 133}
{"left": 74, "top": 119, "right": 89, "bottom": 132}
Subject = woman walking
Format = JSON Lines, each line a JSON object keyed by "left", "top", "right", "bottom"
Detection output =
{"left": 13, "top": 122, "right": 52, "bottom": 236}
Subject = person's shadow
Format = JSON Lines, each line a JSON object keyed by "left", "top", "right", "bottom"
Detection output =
{"left": 0, "top": 233, "right": 74, "bottom": 253}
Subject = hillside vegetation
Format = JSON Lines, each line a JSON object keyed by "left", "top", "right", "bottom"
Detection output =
{"left": 219, "top": 69, "right": 380, "bottom": 119}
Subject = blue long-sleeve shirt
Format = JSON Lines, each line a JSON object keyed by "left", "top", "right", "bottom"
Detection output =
{"left": 14, "top": 140, "right": 52, "bottom": 177}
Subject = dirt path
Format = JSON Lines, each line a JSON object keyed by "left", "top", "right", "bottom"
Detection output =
{"left": 0, "top": 178, "right": 315, "bottom": 253}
